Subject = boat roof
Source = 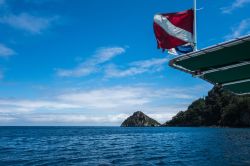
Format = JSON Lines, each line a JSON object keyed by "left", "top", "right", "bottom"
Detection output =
{"left": 169, "top": 34, "right": 250, "bottom": 95}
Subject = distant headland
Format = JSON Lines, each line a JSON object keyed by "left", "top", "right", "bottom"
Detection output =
{"left": 121, "top": 86, "right": 250, "bottom": 127}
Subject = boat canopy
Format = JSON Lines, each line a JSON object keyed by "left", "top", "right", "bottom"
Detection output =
{"left": 169, "top": 35, "right": 250, "bottom": 95}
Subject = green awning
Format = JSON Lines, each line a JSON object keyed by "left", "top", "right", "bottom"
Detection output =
{"left": 169, "top": 35, "right": 250, "bottom": 95}
{"left": 224, "top": 79, "right": 250, "bottom": 95}
{"left": 203, "top": 63, "right": 250, "bottom": 84}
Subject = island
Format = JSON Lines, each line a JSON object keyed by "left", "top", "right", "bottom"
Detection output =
{"left": 121, "top": 86, "right": 250, "bottom": 127}
{"left": 121, "top": 111, "right": 161, "bottom": 127}
{"left": 164, "top": 86, "right": 250, "bottom": 127}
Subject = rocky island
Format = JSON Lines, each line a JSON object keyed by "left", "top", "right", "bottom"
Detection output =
{"left": 121, "top": 111, "right": 160, "bottom": 127}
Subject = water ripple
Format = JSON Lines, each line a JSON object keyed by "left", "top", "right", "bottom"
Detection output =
{"left": 1, "top": 127, "right": 250, "bottom": 166}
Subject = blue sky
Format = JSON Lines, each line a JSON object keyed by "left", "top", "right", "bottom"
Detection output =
{"left": 0, "top": 0, "right": 249, "bottom": 126}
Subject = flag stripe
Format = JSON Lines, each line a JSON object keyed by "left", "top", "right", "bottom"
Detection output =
{"left": 153, "top": 22, "right": 187, "bottom": 49}
{"left": 154, "top": 14, "right": 193, "bottom": 43}
{"left": 163, "top": 9, "right": 194, "bottom": 33}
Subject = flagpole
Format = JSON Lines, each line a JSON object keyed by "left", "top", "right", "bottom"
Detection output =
{"left": 193, "top": 0, "right": 197, "bottom": 51}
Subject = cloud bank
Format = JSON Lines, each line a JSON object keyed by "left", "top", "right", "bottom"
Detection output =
{"left": 0, "top": 85, "right": 206, "bottom": 125}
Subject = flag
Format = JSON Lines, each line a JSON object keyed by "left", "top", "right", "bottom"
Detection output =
{"left": 153, "top": 9, "right": 194, "bottom": 52}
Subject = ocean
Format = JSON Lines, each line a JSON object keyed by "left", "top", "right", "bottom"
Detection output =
{"left": 0, "top": 127, "right": 250, "bottom": 166}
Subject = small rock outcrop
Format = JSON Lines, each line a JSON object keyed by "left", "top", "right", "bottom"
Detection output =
{"left": 121, "top": 111, "right": 161, "bottom": 127}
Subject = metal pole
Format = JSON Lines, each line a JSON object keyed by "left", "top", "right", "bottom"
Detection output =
{"left": 193, "top": 0, "right": 197, "bottom": 51}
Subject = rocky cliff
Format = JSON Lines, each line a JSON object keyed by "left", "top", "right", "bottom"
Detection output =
{"left": 121, "top": 111, "right": 161, "bottom": 127}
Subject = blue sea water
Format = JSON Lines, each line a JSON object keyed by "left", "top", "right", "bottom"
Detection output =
{"left": 0, "top": 127, "right": 250, "bottom": 166}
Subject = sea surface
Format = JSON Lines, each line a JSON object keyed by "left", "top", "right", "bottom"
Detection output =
{"left": 0, "top": 127, "right": 250, "bottom": 166}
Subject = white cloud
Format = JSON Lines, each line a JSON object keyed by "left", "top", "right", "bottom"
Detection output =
{"left": 57, "top": 46, "right": 169, "bottom": 78}
{"left": 57, "top": 87, "right": 150, "bottom": 109}
{"left": 27, "top": 113, "right": 129, "bottom": 124}
{"left": 221, "top": 0, "right": 250, "bottom": 14}
{"left": 131, "top": 58, "right": 168, "bottom": 68}
{"left": 57, "top": 47, "right": 168, "bottom": 78}
{"left": 224, "top": 18, "right": 250, "bottom": 40}
{"left": 0, "top": 99, "right": 82, "bottom": 113}
{"left": 57, "top": 65, "right": 97, "bottom": 77}
{"left": 0, "top": 43, "right": 15, "bottom": 57}
{"left": 0, "top": 107, "right": 32, "bottom": 113}
{"left": 105, "top": 58, "right": 168, "bottom": 78}
{"left": 105, "top": 65, "right": 147, "bottom": 78}
{"left": 0, "top": 43, "right": 13, "bottom": 80}
{"left": 57, "top": 47, "right": 125, "bottom": 77}
{"left": 0, "top": 115, "right": 16, "bottom": 122}
{"left": 0, "top": 85, "right": 198, "bottom": 113}
{"left": 0, "top": 13, "right": 58, "bottom": 34}
{"left": 94, "top": 47, "right": 125, "bottom": 64}
{"left": 57, "top": 86, "right": 197, "bottom": 110}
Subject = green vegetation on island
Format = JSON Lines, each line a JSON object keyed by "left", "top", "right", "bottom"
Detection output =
{"left": 164, "top": 86, "right": 250, "bottom": 127}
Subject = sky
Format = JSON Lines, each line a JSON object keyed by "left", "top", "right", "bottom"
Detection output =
{"left": 0, "top": 0, "right": 249, "bottom": 126}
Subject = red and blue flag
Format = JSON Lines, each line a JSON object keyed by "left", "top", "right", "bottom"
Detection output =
{"left": 153, "top": 9, "right": 194, "bottom": 55}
